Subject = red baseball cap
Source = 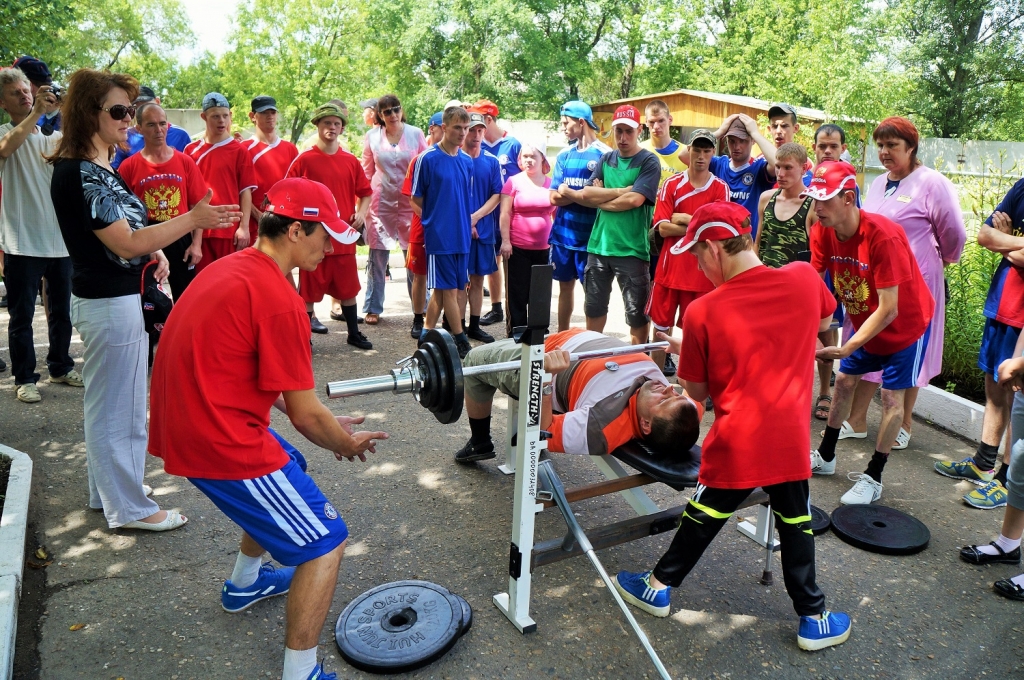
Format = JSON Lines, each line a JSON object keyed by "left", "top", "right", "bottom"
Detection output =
{"left": 265, "top": 178, "right": 359, "bottom": 244}
{"left": 670, "top": 202, "right": 752, "bottom": 254}
{"left": 611, "top": 105, "right": 641, "bottom": 129}
{"left": 473, "top": 99, "right": 499, "bottom": 117}
{"left": 801, "top": 160, "right": 859, "bottom": 201}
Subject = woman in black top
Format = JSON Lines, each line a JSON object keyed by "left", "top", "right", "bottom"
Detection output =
{"left": 48, "top": 69, "right": 240, "bottom": 530}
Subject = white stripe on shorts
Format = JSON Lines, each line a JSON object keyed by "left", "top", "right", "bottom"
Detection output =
{"left": 243, "top": 472, "right": 328, "bottom": 547}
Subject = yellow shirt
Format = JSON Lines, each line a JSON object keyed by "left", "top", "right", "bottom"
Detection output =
{"left": 640, "top": 138, "right": 686, "bottom": 187}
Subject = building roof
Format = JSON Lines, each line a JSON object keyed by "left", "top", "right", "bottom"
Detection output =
{"left": 593, "top": 88, "right": 828, "bottom": 123}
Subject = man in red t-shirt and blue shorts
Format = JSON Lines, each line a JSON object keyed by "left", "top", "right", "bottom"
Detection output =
{"left": 808, "top": 162, "right": 935, "bottom": 505}
{"left": 149, "top": 178, "right": 387, "bottom": 680}
{"left": 613, "top": 202, "right": 852, "bottom": 652}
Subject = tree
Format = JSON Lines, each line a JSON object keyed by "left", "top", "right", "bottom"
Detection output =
{"left": 889, "top": 0, "right": 1024, "bottom": 138}
{"left": 0, "top": 1, "right": 76, "bottom": 66}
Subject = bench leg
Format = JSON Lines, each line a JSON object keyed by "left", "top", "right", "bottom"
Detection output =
{"left": 737, "top": 501, "right": 780, "bottom": 551}
{"left": 498, "top": 398, "right": 517, "bottom": 476}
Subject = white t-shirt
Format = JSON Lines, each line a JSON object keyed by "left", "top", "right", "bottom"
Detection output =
{"left": 0, "top": 124, "right": 67, "bottom": 257}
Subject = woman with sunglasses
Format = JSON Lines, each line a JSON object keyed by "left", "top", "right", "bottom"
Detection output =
{"left": 360, "top": 94, "right": 427, "bottom": 326}
{"left": 47, "top": 69, "right": 241, "bottom": 531}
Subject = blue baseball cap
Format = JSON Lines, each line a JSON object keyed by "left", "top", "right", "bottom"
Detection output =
{"left": 429, "top": 111, "right": 443, "bottom": 127}
{"left": 202, "top": 92, "right": 230, "bottom": 111}
{"left": 560, "top": 100, "right": 598, "bottom": 130}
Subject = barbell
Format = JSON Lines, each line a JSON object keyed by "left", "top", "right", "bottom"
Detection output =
{"left": 325, "top": 329, "right": 670, "bottom": 424}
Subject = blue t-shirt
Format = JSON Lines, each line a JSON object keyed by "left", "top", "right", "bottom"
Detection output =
{"left": 709, "top": 155, "right": 775, "bottom": 238}
{"left": 982, "top": 176, "right": 1024, "bottom": 327}
{"left": 411, "top": 144, "right": 474, "bottom": 255}
{"left": 550, "top": 140, "right": 612, "bottom": 250}
{"left": 481, "top": 135, "right": 522, "bottom": 185}
{"left": 111, "top": 126, "right": 193, "bottom": 169}
{"left": 470, "top": 151, "right": 503, "bottom": 244}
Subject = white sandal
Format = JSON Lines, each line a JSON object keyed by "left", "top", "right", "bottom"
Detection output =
{"left": 837, "top": 421, "right": 867, "bottom": 440}
{"left": 891, "top": 427, "right": 911, "bottom": 450}
{"left": 121, "top": 510, "right": 188, "bottom": 532}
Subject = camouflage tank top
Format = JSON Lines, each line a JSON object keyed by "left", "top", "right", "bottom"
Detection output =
{"left": 759, "top": 191, "right": 813, "bottom": 268}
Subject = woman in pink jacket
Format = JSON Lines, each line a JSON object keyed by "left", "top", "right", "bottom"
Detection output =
{"left": 360, "top": 94, "right": 427, "bottom": 324}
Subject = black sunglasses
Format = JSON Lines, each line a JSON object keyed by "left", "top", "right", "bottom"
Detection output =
{"left": 100, "top": 104, "right": 137, "bottom": 120}
{"left": 381, "top": 106, "right": 402, "bottom": 116}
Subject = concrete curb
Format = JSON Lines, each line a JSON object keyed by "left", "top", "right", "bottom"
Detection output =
{"left": 913, "top": 384, "right": 993, "bottom": 448}
{"left": 0, "top": 444, "right": 33, "bottom": 680}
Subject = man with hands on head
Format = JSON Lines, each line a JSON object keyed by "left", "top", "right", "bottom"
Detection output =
{"left": 149, "top": 177, "right": 387, "bottom": 680}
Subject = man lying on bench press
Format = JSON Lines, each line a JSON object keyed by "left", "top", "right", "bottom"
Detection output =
{"left": 612, "top": 202, "right": 852, "bottom": 652}
{"left": 454, "top": 327, "right": 704, "bottom": 463}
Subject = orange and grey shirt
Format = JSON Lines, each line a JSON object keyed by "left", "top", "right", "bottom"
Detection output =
{"left": 544, "top": 329, "right": 667, "bottom": 456}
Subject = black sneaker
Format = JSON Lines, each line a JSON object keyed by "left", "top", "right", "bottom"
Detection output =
{"left": 310, "top": 316, "right": 329, "bottom": 334}
{"left": 0, "top": 356, "right": 6, "bottom": 372}
{"left": 410, "top": 316, "right": 424, "bottom": 339}
{"left": 347, "top": 331, "right": 373, "bottom": 350}
{"left": 483, "top": 287, "right": 490, "bottom": 297}
{"left": 455, "top": 439, "right": 496, "bottom": 464}
{"left": 466, "top": 326, "right": 495, "bottom": 343}
{"left": 662, "top": 353, "right": 676, "bottom": 377}
{"left": 456, "top": 338, "right": 472, "bottom": 359}
{"left": 479, "top": 308, "right": 503, "bottom": 326}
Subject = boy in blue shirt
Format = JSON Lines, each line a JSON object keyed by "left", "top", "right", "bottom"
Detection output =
{"left": 462, "top": 112, "right": 503, "bottom": 343}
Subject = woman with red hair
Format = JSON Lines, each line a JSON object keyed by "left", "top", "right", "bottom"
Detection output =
{"left": 836, "top": 116, "right": 966, "bottom": 451}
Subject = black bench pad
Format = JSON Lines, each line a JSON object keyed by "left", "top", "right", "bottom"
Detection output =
{"left": 609, "top": 441, "right": 701, "bottom": 491}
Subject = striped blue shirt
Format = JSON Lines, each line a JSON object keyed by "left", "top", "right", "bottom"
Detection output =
{"left": 549, "top": 140, "right": 611, "bottom": 250}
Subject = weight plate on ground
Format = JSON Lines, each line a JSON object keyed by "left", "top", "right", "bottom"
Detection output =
{"left": 423, "top": 329, "right": 464, "bottom": 424}
{"left": 810, "top": 505, "right": 831, "bottom": 536}
{"left": 414, "top": 346, "right": 440, "bottom": 409}
{"left": 830, "top": 504, "right": 930, "bottom": 555}
{"left": 454, "top": 594, "right": 472, "bottom": 636}
{"left": 335, "top": 580, "right": 464, "bottom": 674}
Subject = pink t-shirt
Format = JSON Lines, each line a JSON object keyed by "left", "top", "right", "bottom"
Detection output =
{"left": 502, "top": 173, "right": 554, "bottom": 250}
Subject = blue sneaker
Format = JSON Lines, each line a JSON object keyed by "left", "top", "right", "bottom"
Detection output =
{"left": 306, "top": 661, "right": 337, "bottom": 680}
{"left": 613, "top": 570, "right": 671, "bottom": 617}
{"left": 221, "top": 563, "right": 295, "bottom": 613}
{"left": 797, "top": 610, "right": 852, "bottom": 651}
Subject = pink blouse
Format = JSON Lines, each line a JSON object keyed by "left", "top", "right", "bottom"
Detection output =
{"left": 502, "top": 173, "right": 554, "bottom": 250}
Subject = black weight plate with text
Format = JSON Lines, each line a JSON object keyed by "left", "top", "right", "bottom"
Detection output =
{"left": 336, "top": 580, "right": 464, "bottom": 674}
{"left": 810, "top": 505, "right": 831, "bottom": 536}
{"left": 830, "top": 504, "right": 930, "bottom": 555}
{"left": 424, "top": 329, "right": 463, "bottom": 424}
{"left": 455, "top": 594, "right": 472, "bottom": 636}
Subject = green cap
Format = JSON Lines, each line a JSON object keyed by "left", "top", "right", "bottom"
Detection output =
{"left": 311, "top": 103, "right": 348, "bottom": 126}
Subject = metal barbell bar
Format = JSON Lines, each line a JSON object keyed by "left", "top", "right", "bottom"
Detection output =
{"left": 325, "top": 329, "right": 668, "bottom": 424}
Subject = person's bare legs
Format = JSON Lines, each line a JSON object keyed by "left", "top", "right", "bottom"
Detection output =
{"left": 586, "top": 315, "right": 607, "bottom": 333}
{"left": 239, "top": 531, "right": 264, "bottom": 559}
{"left": 411, "top": 275, "right": 427, "bottom": 315}
{"left": 901, "top": 386, "right": 920, "bottom": 435}
{"left": 426, "top": 289, "right": 464, "bottom": 334}
{"left": 285, "top": 543, "right": 344, "bottom": 648}
{"left": 844, "top": 379, "right": 878, "bottom": 433}
{"left": 468, "top": 275, "right": 484, "bottom": 317}
{"left": 817, "top": 329, "right": 838, "bottom": 399}
{"left": 466, "top": 394, "right": 493, "bottom": 420}
{"left": 557, "top": 280, "right": 576, "bottom": 331}
{"left": 876, "top": 388, "right": 905, "bottom": 456}
{"left": 488, "top": 257, "right": 503, "bottom": 308}
{"left": 982, "top": 374, "right": 1013, "bottom": 447}
{"left": 630, "top": 322, "right": 650, "bottom": 346}
{"left": 827, "top": 372, "right": 860, "bottom": 430}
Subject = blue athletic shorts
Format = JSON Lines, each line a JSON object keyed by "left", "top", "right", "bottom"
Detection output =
{"left": 427, "top": 253, "right": 469, "bottom": 291}
{"left": 978, "top": 318, "right": 1022, "bottom": 376}
{"left": 550, "top": 244, "right": 588, "bottom": 283}
{"left": 469, "top": 240, "right": 498, "bottom": 277}
{"left": 839, "top": 323, "right": 931, "bottom": 390}
{"left": 189, "top": 429, "right": 348, "bottom": 567}
{"left": 824, "top": 271, "right": 845, "bottom": 325}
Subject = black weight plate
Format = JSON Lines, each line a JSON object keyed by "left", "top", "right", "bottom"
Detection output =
{"left": 810, "top": 505, "right": 831, "bottom": 536}
{"left": 414, "top": 346, "right": 440, "bottom": 410}
{"left": 454, "top": 594, "right": 472, "bottom": 637}
{"left": 830, "top": 504, "right": 930, "bottom": 555}
{"left": 422, "top": 340, "right": 449, "bottom": 415}
{"left": 335, "top": 580, "right": 464, "bottom": 674}
{"left": 424, "top": 329, "right": 464, "bottom": 424}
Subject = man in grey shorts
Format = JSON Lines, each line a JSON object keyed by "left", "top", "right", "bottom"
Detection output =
{"left": 453, "top": 328, "right": 702, "bottom": 463}
{"left": 959, "top": 336, "right": 1024, "bottom": 601}
{"left": 558, "top": 105, "right": 661, "bottom": 345}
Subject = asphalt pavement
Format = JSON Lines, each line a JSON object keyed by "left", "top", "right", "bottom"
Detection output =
{"left": 2, "top": 258, "right": 1023, "bottom": 679}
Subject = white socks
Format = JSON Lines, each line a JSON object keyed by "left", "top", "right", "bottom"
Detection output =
{"left": 977, "top": 534, "right": 1021, "bottom": 556}
{"left": 230, "top": 552, "right": 263, "bottom": 588}
{"left": 282, "top": 646, "right": 318, "bottom": 680}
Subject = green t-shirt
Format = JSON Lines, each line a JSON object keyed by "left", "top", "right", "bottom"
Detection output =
{"left": 587, "top": 149, "right": 661, "bottom": 260}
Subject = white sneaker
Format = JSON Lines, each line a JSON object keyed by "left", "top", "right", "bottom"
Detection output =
{"left": 890, "top": 427, "right": 911, "bottom": 450}
{"left": 810, "top": 450, "right": 835, "bottom": 475}
{"left": 837, "top": 421, "right": 867, "bottom": 440}
{"left": 840, "top": 473, "right": 882, "bottom": 505}
{"left": 16, "top": 383, "right": 41, "bottom": 403}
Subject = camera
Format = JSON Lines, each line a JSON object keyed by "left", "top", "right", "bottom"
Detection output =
{"left": 48, "top": 86, "right": 63, "bottom": 100}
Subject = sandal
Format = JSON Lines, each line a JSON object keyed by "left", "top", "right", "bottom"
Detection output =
{"left": 960, "top": 542, "right": 1022, "bottom": 565}
{"left": 814, "top": 395, "right": 832, "bottom": 420}
{"left": 993, "top": 576, "right": 1024, "bottom": 601}
{"left": 365, "top": 313, "right": 380, "bottom": 325}
{"left": 121, "top": 510, "right": 188, "bottom": 532}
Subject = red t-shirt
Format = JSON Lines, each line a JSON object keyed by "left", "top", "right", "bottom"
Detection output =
{"left": 183, "top": 138, "right": 258, "bottom": 239}
{"left": 286, "top": 146, "right": 372, "bottom": 255}
{"left": 810, "top": 210, "right": 935, "bottom": 355}
{"left": 653, "top": 172, "right": 729, "bottom": 291}
{"left": 402, "top": 154, "right": 424, "bottom": 244}
{"left": 679, "top": 263, "right": 836, "bottom": 489}
{"left": 149, "top": 248, "right": 314, "bottom": 480}
{"left": 117, "top": 150, "right": 208, "bottom": 223}
{"left": 246, "top": 137, "right": 299, "bottom": 235}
